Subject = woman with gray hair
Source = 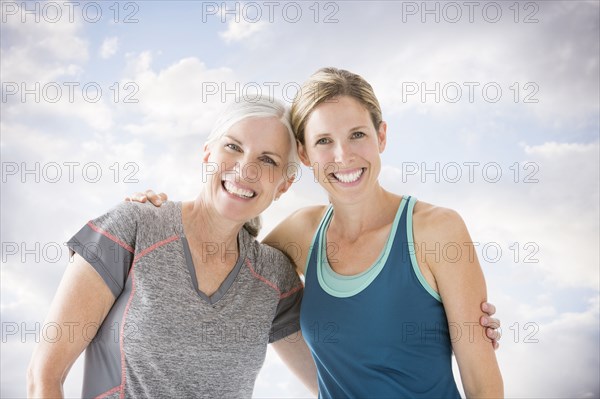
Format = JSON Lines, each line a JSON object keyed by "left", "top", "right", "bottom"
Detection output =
{"left": 26, "top": 97, "right": 316, "bottom": 398}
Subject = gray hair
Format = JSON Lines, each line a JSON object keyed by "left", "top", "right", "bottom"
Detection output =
{"left": 207, "top": 97, "right": 299, "bottom": 237}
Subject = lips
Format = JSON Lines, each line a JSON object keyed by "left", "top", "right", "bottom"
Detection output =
{"left": 222, "top": 180, "right": 256, "bottom": 199}
{"left": 331, "top": 168, "right": 365, "bottom": 184}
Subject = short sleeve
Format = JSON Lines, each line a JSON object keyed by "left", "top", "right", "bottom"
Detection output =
{"left": 67, "top": 202, "right": 139, "bottom": 298}
{"left": 269, "top": 251, "right": 304, "bottom": 343}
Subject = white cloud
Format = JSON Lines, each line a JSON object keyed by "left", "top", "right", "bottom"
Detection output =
{"left": 0, "top": 3, "right": 88, "bottom": 83}
{"left": 516, "top": 141, "right": 599, "bottom": 287}
{"left": 121, "top": 52, "right": 239, "bottom": 138}
{"left": 215, "top": 3, "right": 267, "bottom": 44}
{"left": 523, "top": 141, "right": 598, "bottom": 156}
{"left": 2, "top": 86, "right": 114, "bottom": 132}
{"left": 219, "top": 20, "right": 266, "bottom": 43}
{"left": 99, "top": 36, "right": 119, "bottom": 59}
{"left": 497, "top": 295, "right": 599, "bottom": 398}
{"left": 1, "top": 5, "right": 114, "bottom": 132}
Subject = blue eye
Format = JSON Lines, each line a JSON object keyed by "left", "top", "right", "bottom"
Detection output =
{"left": 351, "top": 131, "right": 366, "bottom": 139}
{"left": 226, "top": 143, "right": 241, "bottom": 151}
{"left": 316, "top": 138, "right": 331, "bottom": 145}
{"left": 261, "top": 156, "right": 277, "bottom": 166}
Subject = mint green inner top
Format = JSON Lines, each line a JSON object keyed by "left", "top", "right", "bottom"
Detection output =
{"left": 316, "top": 197, "right": 407, "bottom": 298}
{"left": 305, "top": 196, "right": 442, "bottom": 302}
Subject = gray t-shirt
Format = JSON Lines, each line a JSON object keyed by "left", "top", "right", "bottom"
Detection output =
{"left": 67, "top": 201, "right": 303, "bottom": 398}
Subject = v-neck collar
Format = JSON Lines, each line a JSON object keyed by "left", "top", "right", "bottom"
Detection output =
{"left": 181, "top": 235, "right": 246, "bottom": 305}
{"left": 177, "top": 202, "right": 247, "bottom": 306}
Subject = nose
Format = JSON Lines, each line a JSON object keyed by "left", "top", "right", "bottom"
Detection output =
{"left": 333, "top": 141, "right": 353, "bottom": 165}
{"left": 235, "top": 155, "right": 260, "bottom": 183}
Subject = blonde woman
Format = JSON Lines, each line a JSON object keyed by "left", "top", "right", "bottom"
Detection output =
{"left": 277, "top": 68, "right": 503, "bottom": 397}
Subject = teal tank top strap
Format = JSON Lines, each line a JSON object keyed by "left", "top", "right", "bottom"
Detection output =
{"left": 303, "top": 205, "right": 334, "bottom": 276}
{"left": 406, "top": 196, "right": 442, "bottom": 302}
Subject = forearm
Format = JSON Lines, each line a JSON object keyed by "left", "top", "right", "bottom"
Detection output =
{"left": 464, "top": 373, "right": 504, "bottom": 399}
{"left": 451, "top": 319, "right": 504, "bottom": 398}
{"left": 27, "top": 366, "right": 64, "bottom": 399}
{"left": 272, "top": 332, "right": 318, "bottom": 397}
{"left": 456, "top": 328, "right": 504, "bottom": 399}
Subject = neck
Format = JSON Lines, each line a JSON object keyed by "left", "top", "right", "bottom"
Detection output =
{"left": 182, "top": 192, "right": 244, "bottom": 255}
{"left": 328, "top": 183, "right": 398, "bottom": 240}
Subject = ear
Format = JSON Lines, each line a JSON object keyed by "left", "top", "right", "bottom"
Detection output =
{"left": 202, "top": 142, "right": 211, "bottom": 163}
{"left": 377, "top": 121, "right": 387, "bottom": 153}
{"left": 275, "top": 176, "right": 294, "bottom": 200}
{"left": 297, "top": 141, "right": 312, "bottom": 167}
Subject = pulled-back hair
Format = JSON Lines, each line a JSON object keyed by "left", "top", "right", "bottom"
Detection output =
{"left": 291, "top": 67, "right": 383, "bottom": 145}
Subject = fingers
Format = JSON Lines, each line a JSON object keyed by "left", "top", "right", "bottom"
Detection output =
{"left": 481, "top": 314, "right": 502, "bottom": 350}
{"left": 480, "top": 312, "right": 502, "bottom": 350}
{"left": 481, "top": 303, "right": 501, "bottom": 351}
{"left": 480, "top": 315, "right": 500, "bottom": 330}
{"left": 124, "top": 190, "right": 166, "bottom": 206}
{"left": 481, "top": 301, "right": 496, "bottom": 316}
{"left": 124, "top": 192, "right": 147, "bottom": 203}
{"left": 144, "top": 189, "right": 165, "bottom": 206}
{"left": 484, "top": 323, "right": 502, "bottom": 341}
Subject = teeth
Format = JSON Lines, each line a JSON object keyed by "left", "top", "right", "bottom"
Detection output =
{"left": 333, "top": 168, "right": 363, "bottom": 183}
{"left": 223, "top": 181, "right": 255, "bottom": 198}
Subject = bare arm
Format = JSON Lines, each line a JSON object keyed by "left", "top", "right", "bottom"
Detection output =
{"left": 262, "top": 205, "right": 326, "bottom": 277}
{"left": 27, "top": 254, "right": 115, "bottom": 398}
{"left": 271, "top": 332, "right": 318, "bottom": 397}
{"left": 418, "top": 207, "right": 503, "bottom": 398}
{"left": 262, "top": 208, "right": 325, "bottom": 395}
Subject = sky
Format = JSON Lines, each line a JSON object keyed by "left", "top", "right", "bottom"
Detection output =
{"left": 1, "top": 0, "right": 599, "bottom": 397}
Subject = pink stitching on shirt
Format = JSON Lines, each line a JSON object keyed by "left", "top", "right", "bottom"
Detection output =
{"left": 245, "top": 258, "right": 280, "bottom": 293}
{"left": 87, "top": 221, "right": 135, "bottom": 254}
{"left": 244, "top": 258, "right": 302, "bottom": 299}
{"left": 95, "top": 385, "right": 119, "bottom": 399}
{"left": 134, "top": 235, "right": 179, "bottom": 262}
{"left": 116, "top": 236, "right": 178, "bottom": 398}
{"left": 280, "top": 284, "right": 303, "bottom": 299}
{"left": 119, "top": 264, "right": 136, "bottom": 399}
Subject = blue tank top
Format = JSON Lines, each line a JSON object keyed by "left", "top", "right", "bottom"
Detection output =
{"left": 300, "top": 196, "right": 461, "bottom": 398}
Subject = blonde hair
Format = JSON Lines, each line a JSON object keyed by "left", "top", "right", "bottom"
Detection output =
{"left": 291, "top": 67, "right": 383, "bottom": 145}
{"left": 207, "top": 97, "right": 298, "bottom": 237}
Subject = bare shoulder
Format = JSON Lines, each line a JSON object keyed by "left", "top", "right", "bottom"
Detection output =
{"left": 292, "top": 205, "right": 329, "bottom": 226}
{"left": 263, "top": 205, "right": 328, "bottom": 275}
{"left": 289, "top": 205, "right": 329, "bottom": 222}
{"left": 413, "top": 200, "right": 469, "bottom": 243}
{"left": 265, "top": 205, "right": 328, "bottom": 243}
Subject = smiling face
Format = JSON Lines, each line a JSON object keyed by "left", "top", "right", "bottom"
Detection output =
{"left": 299, "top": 95, "right": 387, "bottom": 203}
{"left": 203, "top": 116, "right": 293, "bottom": 224}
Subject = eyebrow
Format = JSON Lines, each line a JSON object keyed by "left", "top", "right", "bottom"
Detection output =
{"left": 348, "top": 125, "right": 370, "bottom": 132}
{"left": 313, "top": 125, "right": 371, "bottom": 138}
{"left": 223, "top": 135, "right": 283, "bottom": 159}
